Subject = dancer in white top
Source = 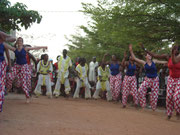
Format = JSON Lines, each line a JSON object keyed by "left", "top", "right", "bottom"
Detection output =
{"left": 89, "top": 57, "right": 98, "bottom": 83}
{"left": 53, "top": 49, "right": 72, "bottom": 97}
{"left": 34, "top": 54, "right": 53, "bottom": 98}
{"left": 73, "top": 58, "right": 91, "bottom": 99}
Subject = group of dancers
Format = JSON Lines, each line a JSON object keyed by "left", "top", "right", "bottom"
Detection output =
{"left": 0, "top": 31, "right": 180, "bottom": 120}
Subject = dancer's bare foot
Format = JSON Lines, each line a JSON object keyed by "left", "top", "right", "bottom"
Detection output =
{"left": 26, "top": 98, "right": 30, "bottom": 104}
{"left": 176, "top": 112, "right": 180, "bottom": 120}
{"left": 122, "top": 105, "right": 126, "bottom": 108}
{"left": 167, "top": 115, "right": 171, "bottom": 120}
{"left": 113, "top": 100, "right": 119, "bottom": 104}
{"left": 65, "top": 93, "right": 70, "bottom": 99}
{"left": 48, "top": 95, "right": 52, "bottom": 99}
{"left": 134, "top": 104, "right": 138, "bottom": 109}
{"left": 6, "top": 88, "right": 11, "bottom": 93}
{"left": 140, "top": 107, "right": 145, "bottom": 111}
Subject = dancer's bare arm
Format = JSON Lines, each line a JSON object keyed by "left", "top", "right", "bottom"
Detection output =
{"left": 25, "top": 46, "right": 47, "bottom": 51}
{"left": 121, "top": 51, "right": 128, "bottom": 67}
{"left": 4, "top": 43, "right": 16, "bottom": 52}
{"left": 129, "top": 44, "right": 146, "bottom": 66}
{"left": 5, "top": 47, "right": 11, "bottom": 68}
{"left": 153, "top": 59, "right": 168, "bottom": 64}
{"left": 140, "top": 44, "right": 169, "bottom": 61}
{"left": 0, "top": 31, "right": 16, "bottom": 42}
{"left": 172, "top": 46, "right": 180, "bottom": 64}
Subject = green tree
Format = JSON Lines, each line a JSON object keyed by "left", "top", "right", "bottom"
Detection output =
{"left": 66, "top": 0, "right": 180, "bottom": 61}
{"left": 0, "top": 0, "right": 42, "bottom": 32}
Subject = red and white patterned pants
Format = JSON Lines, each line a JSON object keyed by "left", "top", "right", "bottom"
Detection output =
{"left": 6, "top": 64, "right": 30, "bottom": 98}
{"left": 110, "top": 73, "right": 122, "bottom": 101}
{"left": 16, "top": 64, "right": 32, "bottom": 92}
{"left": 138, "top": 77, "right": 159, "bottom": 111}
{"left": 0, "top": 60, "right": 6, "bottom": 112}
{"left": 166, "top": 76, "right": 180, "bottom": 116}
{"left": 122, "top": 75, "right": 138, "bottom": 106}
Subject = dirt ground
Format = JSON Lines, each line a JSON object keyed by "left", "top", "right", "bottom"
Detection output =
{"left": 0, "top": 93, "right": 180, "bottom": 135}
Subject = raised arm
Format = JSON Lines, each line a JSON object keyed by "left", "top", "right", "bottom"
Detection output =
{"left": 102, "top": 53, "right": 111, "bottom": 65}
{"left": 5, "top": 47, "right": 11, "bottom": 68}
{"left": 153, "top": 59, "right": 168, "bottom": 65}
{"left": 140, "top": 43, "right": 169, "bottom": 61}
{"left": 121, "top": 51, "right": 128, "bottom": 67}
{"left": 4, "top": 43, "right": 16, "bottom": 52}
{"left": 129, "top": 44, "right": 146, "bottom": 66}
{"left": 25, "top": 46, "right": 47, "bottom": 51}
{"left": 172, "top": 46, "right": 180, "bottom": 64}
{"left": 102, "top": 53, "right": 108, "bottom": 63}
{"left": 5, "top": 36, "right": 16, "bottom": 42}
{"left": 0, "top": 31, "right": 16, "bottom": 42}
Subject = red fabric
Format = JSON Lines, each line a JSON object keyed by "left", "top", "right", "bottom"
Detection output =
{"left": 166, "top": 76, "right": 180, "bottom": 116}
{"left": 54, "top": 62, "right": 58, "bottom": 70}
{"left": 76, "top": 62, "right": 79, "bottom": 67}
{"left": 110, "top": 73, "right": 122, "bottom": 101}
{"left": 15, "top": 65, "right": 33, "bottom": 91}
{"left": 168, "top": 58, "right": 180, "bottom": 78}
{"left": 49, "top": 73, "right": 53, "bottom": 82}
{"left": 26, "top": 53, "right": 31, "bottom": 65}
{"left": 122, "top": 75, "right": 138, "bottom": 106}
{"left": 6, "top": 64, "right": 30, "bottom": 98}
{"left": 138, "top": 77, "right": 159, "bottom": 111}
{"left": 0, "top": 60, "right": 7, "bottom": 112}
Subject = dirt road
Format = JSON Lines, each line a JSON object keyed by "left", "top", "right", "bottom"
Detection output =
{"left": 0, "top": 93, "right": 179, "bottom": 135}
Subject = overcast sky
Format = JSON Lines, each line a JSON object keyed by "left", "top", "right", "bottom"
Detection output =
{"left": 9, "top": 0, "right": 97, "bottom": 61}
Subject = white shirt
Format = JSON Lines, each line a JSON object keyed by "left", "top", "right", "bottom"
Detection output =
{"left": 37, "top": 60, "right": 53, "bottom": 73}
{"left": 89, "top": 61, "right": 98, "bottom": 81}
{"left": 58, "top": 56, "right": 72, "bottom": 78}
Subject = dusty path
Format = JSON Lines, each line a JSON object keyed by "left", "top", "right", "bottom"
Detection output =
{"left": 0, "top": 93, "right": 180, "bottom": 135}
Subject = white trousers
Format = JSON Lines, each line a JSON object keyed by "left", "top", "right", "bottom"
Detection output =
{"left": 34, "top": 74, "right": 52, "bottom": 96}
{"left": 93, "top": 80, "right": 112, "bottom": 101}
{"left": 89, "top": 69, "right": 96, "bottom": 82}
{"left": 73, "top": 77, "right": 91, "bottom": 99}
{"left": 53, "top": 77, "right": 71, "bottom": 96}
